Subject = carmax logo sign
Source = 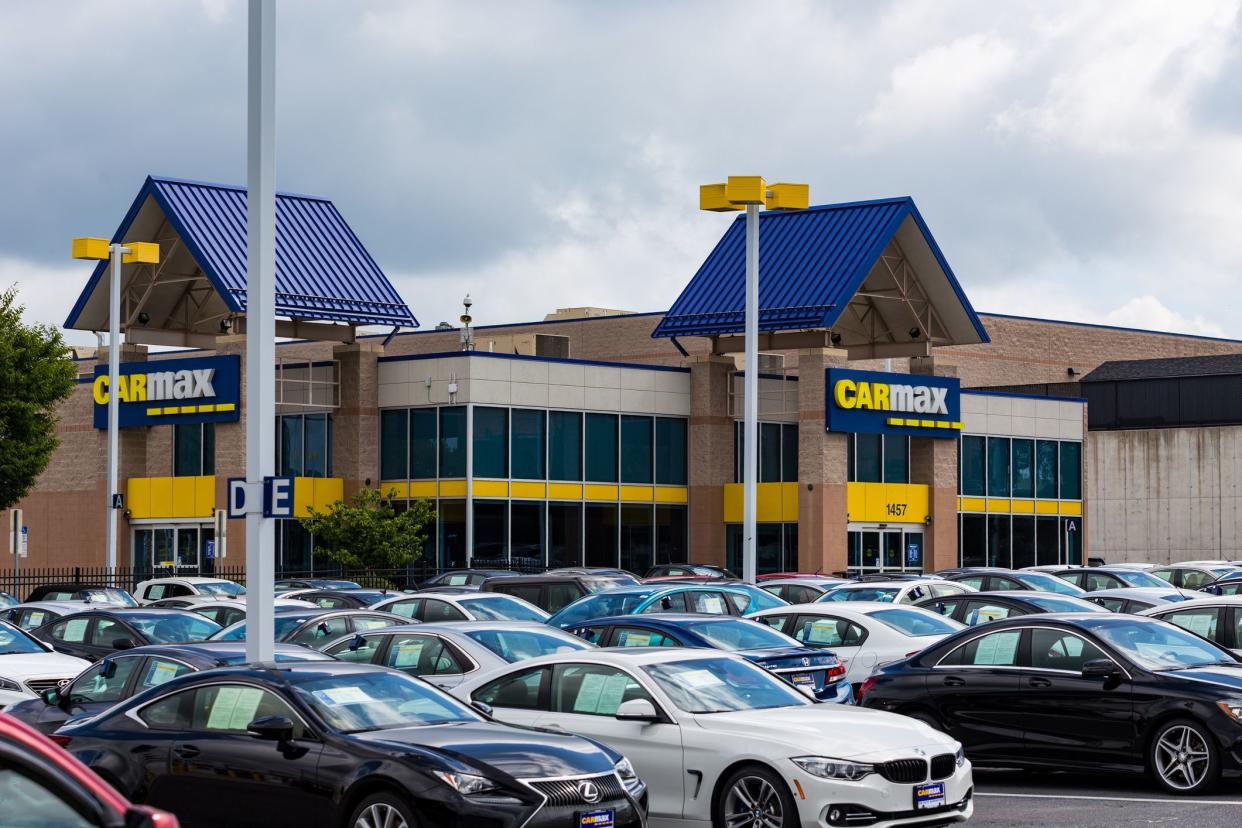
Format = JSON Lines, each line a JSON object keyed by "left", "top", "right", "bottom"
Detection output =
{"left": 92, "top": 355, "right": 240, "bottom": 429}
{"left": 825, "top": 368, "right": 962, "bottom": 438}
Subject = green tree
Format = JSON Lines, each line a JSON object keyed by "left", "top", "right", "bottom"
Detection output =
{"left": 0, "top": 287, "right": 77, "bottom": 510}
{"left": 298, "top": 487, "right": 434, "bottom": 580}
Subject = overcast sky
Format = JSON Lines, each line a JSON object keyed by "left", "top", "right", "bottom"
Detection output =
{"left": 3, "top": 0, "right": 1241, "bottom": 345}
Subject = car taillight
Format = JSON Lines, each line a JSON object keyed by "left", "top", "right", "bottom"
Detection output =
{"left": 858, "top": 676, "right": 879, "bottom": 701}
{"left": 47, "top": 734, "right": 72, "bottom": 748}
{"left": 826, "top": 663, "right": 847, "bottom": 681}
{"left": 905, "top": 651, "right": 920, "bottom": 657}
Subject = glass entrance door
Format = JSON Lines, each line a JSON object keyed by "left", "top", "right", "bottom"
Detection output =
{"left": 132, "top": 525, "right": 214, "bottom": 576}
{"left": 847, "top": 525, "right": 924, "bottom": 576}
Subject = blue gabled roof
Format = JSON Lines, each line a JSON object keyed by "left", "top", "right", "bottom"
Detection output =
{"left": 66, "top": 175, "right": 417, "bottom": 329}
{"left": 652, "top": 196, "right": 987, "bottom": 342}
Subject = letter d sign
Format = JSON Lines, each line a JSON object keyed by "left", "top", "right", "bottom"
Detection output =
{"left": 263, "top": 476, "right": 294, "bottom": 518}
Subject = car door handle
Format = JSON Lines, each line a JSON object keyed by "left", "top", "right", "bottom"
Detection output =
{"left": 942, "top": 676, "right": 966, "bottom": 687}
{"left": 173, "top": 745, "right": 201, "bottom": 759}
{"left": 1027, "top": 677, "right": 1052, "bottom": 688}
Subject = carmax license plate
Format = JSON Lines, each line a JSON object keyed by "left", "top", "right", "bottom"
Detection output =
{"left": 790, "top": 672, "right": 816, "bottom": 686}
{"left": 913, "top": 782, "right": 945, "bottom": 810}
{"left": 579, "top": 809, "right": 614, "bottom": 828}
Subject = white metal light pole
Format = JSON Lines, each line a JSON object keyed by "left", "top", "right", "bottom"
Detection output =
{"left": 245, "top": 0, "right": 277, "bottom": 662}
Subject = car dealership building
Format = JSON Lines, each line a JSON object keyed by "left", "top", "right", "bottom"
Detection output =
{"left": 6, "top": 176, "right": 1241, "bottom": 581}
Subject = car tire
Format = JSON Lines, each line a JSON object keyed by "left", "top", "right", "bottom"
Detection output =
{"left": 348, "top": 791, "right": 417, "bottom": 828}
{"left": 713, "top": 764, "right": 798, "bottom": 828}
{"left": 1149, "top": 718, "right": 1219, "bottom": 795}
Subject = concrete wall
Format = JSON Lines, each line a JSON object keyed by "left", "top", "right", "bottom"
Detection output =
{"left": 1089, "top": 426, "right": 1242, "bottom": 563}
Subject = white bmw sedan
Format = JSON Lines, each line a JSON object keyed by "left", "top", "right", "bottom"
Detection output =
{"left": 454, "top": 648, "right": 972, "bottom": 828}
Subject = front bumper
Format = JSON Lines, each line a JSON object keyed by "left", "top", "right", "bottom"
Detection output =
{"left": 790, "top": 759, "right": 973, "bottom": 828}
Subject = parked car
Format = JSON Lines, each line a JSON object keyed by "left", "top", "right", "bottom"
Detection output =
{"left": 457, "top": 648, "right": 972, "bottom": 827}
{"left": 56, "top": 662, "right": 647, "bottom": 828}
{"left": 566, "top": 613, "right": 853, "bottom": 703}
{"left": 818, "top": 579, "right": 975, "bottom": 605}
{"left": 0, "top": 711, "right": 179, "bottom": 827}
{"left": 642, "top": 563, "right": 737, "bottom": 580}
{"left": 4, "top": 601, "right": 93, "bottom": 631}
{"left": 1052, "top": 566, "right": 1175, "bottom": 591}
{"left": 273, "top": 578, "right": 361, "bottom": 590}
{"left": 283, "top": 588, "right": 403, "bottom": 609}
{"left": 0, "top": 621, "right": 90, "bottom": 708}
{"left": 937, "top": 567, "right": 1088, "bottom": 596}
{"left": 26, "top": 584, "right": 137, "bottom": 607}
{"left": 319, "top": 620, "right": 592, "bottom": 689}
{"left": 755, "top": 571, "right": 839, "bottom": 582}
{"left": 758, "top": 576, "right": 850, "bottom": 604}
{"left": 417, "top": 568, "right": 516, "bottom": 589}
{"left": 133, "top": 577, "right": 245, "bottom": 604}
{"left": 915, "top": 590, "right": 1108, "bottom": 626}
{"left": 1085, "top": 587, "right": 1198, "bottom": 613}
{"left": 32, "top": 609, "right": 222, "bottom": 662}
{"left": 210, "top": 607, "right": 407, "bottom": 648}
{"left": 545, "top": 567, "right": 638, "bottom": 582}
{"left": 547, "top": 583, "right": 786, "bottom": 629}
{"left": 751, "top": 602, "right": 965, "bottom": 692}
{"left": 1148, "top": 564, "right": 1242, "bottom": 590}
{"left": 859, "top": 613, "right": 1242, "bottom": 793}
{"left": 480, "top": 574, "right": 621, "bottom": 613}
{"left": 1139, "top": 597, "right": 1242, "bottom": 656}
{"left": 1203, "top": 579, "right": 1242, "bottom": 597}
{"left": 147, "top": 597, "right": 317, "bottom": 628}
{"left": 4, "top": 641, "right": 333, "bottom": 734}
{"left": 0, "top": 591, "right": 17, "bottom": 608}
{"left": 370, "top": 591, "right": 548, "bottom": 623}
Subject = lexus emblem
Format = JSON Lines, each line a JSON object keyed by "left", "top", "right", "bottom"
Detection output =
{"left": 801, "top": 657, "right": 811, "bottom": 667}
{"left": 578, "top": 780, "right": 601, "bottom": 804}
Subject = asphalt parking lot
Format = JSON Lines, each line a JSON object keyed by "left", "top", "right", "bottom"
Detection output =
{"left": 971, "top": 768, "right": 1242, "bottom": 827}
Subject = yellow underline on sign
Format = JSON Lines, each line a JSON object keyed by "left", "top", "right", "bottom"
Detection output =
{"left": 143, "top": 402, "right": 232, "bottom": 416}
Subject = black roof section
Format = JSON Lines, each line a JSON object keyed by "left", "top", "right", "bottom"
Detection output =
{"left": 1082, "top": 353, "right": 1242, "bottom": 383}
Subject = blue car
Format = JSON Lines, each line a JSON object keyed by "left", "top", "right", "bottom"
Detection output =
{"left": 566, "top": 613, "right": 854, "bottom": 704}
{"left": 546, "top": 583, "right": 788, "bottom": 629}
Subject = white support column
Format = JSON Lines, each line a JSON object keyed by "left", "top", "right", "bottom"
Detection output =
{"left": 245, "top": 0, "right": 276, "bottom": 663}
{"left": 742, "top": 203, "right": 759, "bottom": 584}
{"left": 105, "top": 244, "right": 125, "bottom": 580}
{"left": 465, "top": 403, "right": 474, "bottom": 567}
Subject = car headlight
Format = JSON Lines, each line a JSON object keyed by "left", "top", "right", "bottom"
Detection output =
{"left": 614, "top": 756, "right": 640, "bottom": 788}
{"left": 0, "top": 677, "right": 23, "bottom": 693}
{"left": 431, "top": 770, "right": 499, "bottom": 795}
{"left": 792, "top": 756, "right": 875, "bottom": 781}
{"left": 1217, "top": 701, "right": 1242, "bottom": 723}
{"left": 955, "top": 745, "right": 966, "bottom": 767}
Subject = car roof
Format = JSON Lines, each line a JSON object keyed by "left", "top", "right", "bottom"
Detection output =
{"left": 140, "top": 576, "right": 234, "bottom": 584}
{"left": 1085, "top": 587, "right": 1188, "bottom": 598}
{"left": 482, "top": 645, "right": 731, "bottom": 670}
{"left": 54, "top": 607, "right": 205, "bottom": 619}
{"left": 1144, "top": 595, "right": 1242, "bottom": 608}
{"left": 758, "top": 600, "right": 947, "bottom": 618}
{"left": 352, "top": 620, "right": 560, "bottom": 635}
{"left": 831, "top": 580, "right": 934, "bottom": 589}
{"left": 8, "top": 601, "right": 90, "bottom": 612}
{"left": 571, "top": 613, "right": 749, "bottom": 628}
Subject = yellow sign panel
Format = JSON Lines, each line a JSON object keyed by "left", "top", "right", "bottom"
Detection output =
{"left": 846, "top": 482, "right": 930, "bottom": 523}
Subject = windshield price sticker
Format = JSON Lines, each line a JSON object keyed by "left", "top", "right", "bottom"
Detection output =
{"left": 313, "top": 686, "right": 375, "bottom": 706}
{"left": 680, "top": 669, "right": 725, "bottom": 689}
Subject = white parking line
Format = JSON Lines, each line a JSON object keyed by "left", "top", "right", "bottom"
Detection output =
{"left": 978, "top": 792, "right": 1242, "bottom": 806}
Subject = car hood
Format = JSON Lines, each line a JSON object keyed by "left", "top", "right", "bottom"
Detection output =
{"left": 0, "top": 652, "right": 90, "bottom": 679}
{"left": 1167, "top": 663, "right": 1242, "bottom": 691}
{"left": 691, "top": 704, "right": 956, "bottom": 761}
{"left": 354, "top": 720, "right": 617, "bottom": 779}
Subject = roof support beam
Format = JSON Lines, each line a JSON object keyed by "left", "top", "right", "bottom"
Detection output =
{"left": 124, "top": 328, "right": 221, "bottom": 349}
{"left": 846, "top": 341, "right": 932, "bottom": 360}
{"left": 711, "top": 331, "right": 842, "bottom": 355}
{"left": 233, "top": 316, "right": 357, "bottom": 343}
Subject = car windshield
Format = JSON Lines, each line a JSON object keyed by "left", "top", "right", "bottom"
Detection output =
{"left": 644, "top": 656, "right": 808, "bottom": 714}
{"left": 0, "top": 624, "right": 44, "bottom": 655}
{"left": 690, "top": 566, "right": 730, "bottom": 578}
{"left": 197, "top": 581, "right": 246, "bottom": 597}
{"left": 1090, "top": 619, "right": 1239, "bottom": 671}
{"left": 465, "top": 629, "right": 591, "bottom": 661}
{"left": 1210, "top": 567, "right": 1242, "bottom": 578}
{"left": 458, "top": 595, "right": 547, "bottom": 622}
{"left": 317, "top": 580, "right": 361, "bottom": 590}
{"left": 865, "top": 608, "right": 962, "bottom": 636}
{"left": 819, "top": 587, "right": 899, "bottom": 603}
{"left": 1014, "top": 573, "right": 1084, "bottom": 595}
{"left": 551, "top": 591, "right": 655, "bottom": 627}
{"left": 126, "top": 614, "right": 222, "bottom": 643}
{"left": 1115, "top": 571, "right": 1171, "bottom": 588}
{"left": 214, "top": 615, "right": 318, "bottom": 641}
{"left": 682, "top": 619, "right": 796, "bottom": 651}
{"left": 725, "top": 586, "right": 787, "bottom": 613}
{"left": 1022, "top": 595, "right": 1105, "bottom": 613}
{"left": 293, "top": 670, "right": 479, "bottom": 733}
{"left": 82, "top": 588, "right": 138, "bottom": 607}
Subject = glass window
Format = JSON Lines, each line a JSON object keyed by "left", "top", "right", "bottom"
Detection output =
{"left": 511, "top": 409, "right": 546, "bottom": 480}
{"left": 174, "top": 423, "right": 214, "bottom": 477}
{"left": 853, "top": 433, "right": 882, "bottom": 483}
{"left": 759, "top": 423, "right": 782, "bottom": 483}
{"left": 290, "top": 616, "right": 348, "bottom": 646}
{"left": 1036, "top": 440, "right": 1058, "bottom": 499}
{"left": 585, "top": 504, "right": 618, "bottom": 567}
{"left": 439, "top": 407, "right": 467, "bottom": 478}
{"left": 473, "top": 407, "right": 508, "bottom": 478}
{"left": 510, "top": 501, "right": 545, "bottom": 566}
{"left": 472, "top": 501, "right": 507, "bottom": 564}
{"left": 551, "top": 663, "right": 652, "bottom": 716}
{"left": 960, "top": 515, "right": 986, "bottom": 568}
{"left": 782, "top": 424, "right": 798, "bottom": 483}
{"left": 67, "top": 657, "right": 141, "bottom": 704}
{"left": 884, "top": 435, "right": 909, "bottom": 483}
{"left": 279, "top": 415, "right": 303, "bottom": 477}
{"left": 987, "top": 515, "right": 1011, "bottom": 568}
{"left": 385, "top": 634, "right": 467, "bottom": 675}
{"left": 410, "top": 408, "right": 437, "bottom": 479}
{"left": 304, "top": 413, "right": 329, "bottom": 477}
{"left": 439, "top": 500, "right": 467, "bottom": 569}
{"left": 868, "top": 608, "right": 961, "bottom": 636}
{"left": 191, "top": 685, "right": 303, "bottom": 736}
{"left": 1059, "top": 442, "right": 1082, "bottom": 500}
{"left": 1029, "top": 629, "right": 1107, "bottom": 672}
{"left": 421, "top": 600, "right": 468, "bottom": 624}
{"left": 549, "top": 411, "right": 583, "bottom": 481}
{"left": 137, "top": 690, "right": 191, "bottom": 730}
{"left": 962, "top": 601, "right": 1016, "bottom": 626}
{"left": 688, "top": 591, "right": 731, "bottom": 614}
{"left": 939, "top": 629, "right": 1022, "bottom": 667}
{"left": 584, "top": 413, "right": 618, "bottom": 482}
{"left": 1011, "top": 439, "right": 1034, "bottom": 498}
{"left": 961, "top": 436, "right": 985, "bottom": 496}
{"left": 293, "top": 671, "right": 474, "bottom": 732}
{"left": 620, "top": 505, "right": 654, "bottom": 575}
{"left": 1161, "top": 607, "right": 1220, "bottom": 640}
{"left": 474, "top": 667, "right": 548, "bottom": 710}
{"left": 0, "top": 767, "right": 96, "bottom": 828}
{"left": 379, "top": 410, "right": 408, "bottom": 480}
{"left": 138, "top": 658, "right": 193, "bottom": 691}
{"left": 548, "top": 503, "right": 582, "bottom": 568}
{"left": 655, "top": 418, "right": 687, "bottom": 485}
{"left": 465, "top": 628, "right": 591, "bottom": 662}
{"left": 987, "top": 437, "right": 1010, "bottom": 496}
{"left": 655, "top": 505, "right": 687, "bottom": 566}
{"left": 90, "top": 618, "right": 125, "bottom": 647}
{"left": 325, "top": 635, "right": 383, "bottom": 664}
{"left": 1062, "top": 517, "right": 1083, "bottom": 565}
{"left": 793, "top": 617, "right": 855, "bottom": 647}
{"left": 620, "top": 416, "right": 653, "bottom": 484}
{"left": 1012, "top": 516, "right": 1035, "bottom": 569}
{"left": 1036, "top": 516, "right": 1060, "bottom": 566}
{"left": 643, "top": 656, "right": 807, "bottom": 714}
{"left": 545, "top": 583, "right": 583, "bottom": 613}
{"left": 612, "top": 627, "right": 678, "bottom": 647}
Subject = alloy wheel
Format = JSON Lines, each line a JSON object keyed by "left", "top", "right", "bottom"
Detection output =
{"left": 723, "top": 774, "right": 785, "bottom": 828}
{"left": 354, "top": 802, "right": 409, "bottom": 828}
{"left": 1154, "top": 724, "right": 1210, "bottom": 791}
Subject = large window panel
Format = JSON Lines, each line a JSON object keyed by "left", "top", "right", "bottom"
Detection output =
{"left": 585, "top": 504, "right": 618, "bottom": 567}
{"left": 620, "top": 505, "right": 654, "bottom": 575}
{"left": 758, "top": 524, "right": 783, "bottom": 575}
{"left": 759, "top": 423, "right": 782, "bottom": 483}
{"left": 409, "top": 409, "right": 437, "bottom": 479}
{"left": 510, "top": 501, "right": 545, "bottom": 567}
{"left": 883, "top": 435, "right": 909, "bottom": 484}
{"left": 510, "top": 409, "right": 546, "bottom": 480}
{"left": 439, "top": 500, "right": 466, "bottom": 569}
{"left": 620, "top": 416, "right": 653, "bottom": 484}
{"left": 986, "top": 437, "right": 1011, "bottom": 497}
{"left": 960, "top": 515, "right": 986, "bottom": 567}
{"left": 304, "top": 413, "right": 329, "bottom": 477}
{"left": 781, "top": 424, "right": 798, "bottom": 482}
{"left": 1059, "top": 442, "right": 1082, "bottom": 500}
{"left": 782, "top": 523, "right": 799, "bottom": 572}
{"left": 1011, "top": 516, "right": 1035, "bottom": 569}
{"left": 655, "top": 418, "right": 687, "bottom": 485}
{"left": 585, "top": 414, "right": 618, "bottom": 483}
{"left": 439, "top": 407, "right": 467, "bottom": 478}
{"left": 379, "top": 410, "right": 408, "bottom": 480}
{"left": 987, "top": 515, "right": 1011, "bottom": 568}
{"left": 654, "top": 505, "right": 687, "bottom": 565}
{"left": 548, "top": 503, "right": 582, "bottom": 568}
{"left": 472, "top": 501, "right": 507, "bottom": 565}
{"left": 1062, "top": 517, "right": 1083, "bottom": 566}
{"left": 279, "top": 415, "right": 303, "bottom": 477}
{"left": 1035, "top": 440, "right": 1058, "bottom": 499}
{"left": 549, "top": 411, "right": 583, "bottom": 481}
{"left": 473, "top": 407, "right": 508, "bottom": 478}
{"left": 1036, "top": 516, "right": 1060, "bottom": 566}
{"left": 961, "top": 436, "right": 985, "bottom": 496}
{"left": 854, "top": 433, "right": 882, "bottom": 483}
{"left": 1011, "top": 439, "right": 1034, "bottom": 498}
{"left": 174, "top": 423, "right": 214, "bottom": 477}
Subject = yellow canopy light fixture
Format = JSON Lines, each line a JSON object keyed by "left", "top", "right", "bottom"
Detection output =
{"left": 72, "top": 237, "right": 161, "bottom": 264}
{"left": 699, "top": 177, "right": 810, "bottom": 212}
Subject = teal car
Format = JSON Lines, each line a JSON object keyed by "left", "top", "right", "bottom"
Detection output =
{"left": 547, "top": 583, "right": 788, "bottom": 629}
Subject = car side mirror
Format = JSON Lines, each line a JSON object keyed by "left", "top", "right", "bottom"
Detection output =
{"left": 1080, "top": 659, "right": 1120, "bottom": 679}
{"left": 101, "top": 659, "right": 118, "bottom": 679}
{"left": 124, "top": 806, "right": 168, "bottom": 828}
{"left": 247, "top": 715, "right": 295, "bottom": 742}
{"left": 112, "top": 638, "right": 135, "bottom": 651}
{"left": 660, "top": 597, "right": 673, "bottom": 610}
{"left": 470, "top": 700, "right": 494, "bottom": 718}
{"left": 40, "top": 687, "right": 62, "bottom": 707}
{"left": 347, "top": 634, "right": 366, "bottom": 652}
{"left": 1203, "top": 584, "right": 1223, "bottom": 596}
{"left": 615, "top": 698, "right": 660, "bottom": 722}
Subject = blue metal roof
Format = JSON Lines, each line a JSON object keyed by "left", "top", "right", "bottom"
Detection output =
{"left": 652, "top": 196, "right": 987, "bottom": 342}
{"left": 65, "top": 175, "right": 417, "bottom": 329}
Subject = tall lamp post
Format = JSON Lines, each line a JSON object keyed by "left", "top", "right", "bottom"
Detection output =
{"left": 71, "top": 238, "right": 159, "bottom": 580}
{"left": 700, "top": 178, "right": 808, "bottom": 583}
